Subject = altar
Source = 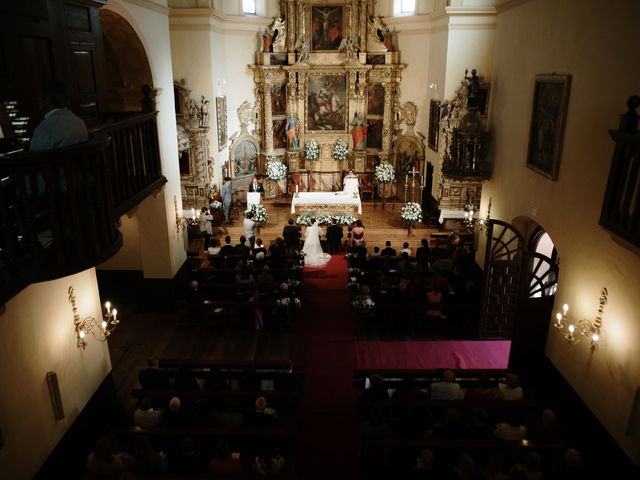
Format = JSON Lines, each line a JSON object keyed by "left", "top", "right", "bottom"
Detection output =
{"left": 291, "top": 191, "right": 362, "bottom": 215}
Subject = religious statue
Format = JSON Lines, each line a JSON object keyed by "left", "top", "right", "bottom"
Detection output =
{"left": 294, "top": 37, "right": 311, "bottom": 64}
{"left": 286, "top": 114, "right": 300, "bottom": 151}
{"left": 351, "top": 113, "right": 367, "bottom": 150}
{"left": 339, "top": 37, "right": 359, "bottom": 64}
{"left": 464, "top": 68, "right": 481, "bottom": 111}
{"left": 199, "top": 96, "right": 210, "bottom": 128}
{"left": 271, "top": 18, "right": 287, "bottom": 53}
{"left": 262, "top": 28, "right": 273, "bottom": 52}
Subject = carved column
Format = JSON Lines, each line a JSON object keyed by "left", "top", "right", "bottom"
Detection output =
{"left": 263, "top": 83, "right": 273, "bottom": 154}
{"left": 286, "top": 0, "right": 296, "bottom": 52}
{"left": 358, "top": 0, "right": 368, "bottom": 51}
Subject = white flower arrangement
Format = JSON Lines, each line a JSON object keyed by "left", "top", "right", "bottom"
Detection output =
{"left": 287, "top": 279, "right": 301, "bottom": 289}
{"left": 209, "top": 200, "right": 222, "bottom": 211}
{"left": 266, "top": 160, "right": 288, "bottom": 181}
{"left": 352, "top": 297, "right": 375, "bottom": 310}
{"left": 245, "top": 203, "right": 268, "bottom": 225}
{"left": 296, "top": 213, "right": 357, "bottom": 227}
{"left": 400, "top": 202, "right": 423, "bottom": 226}
{"left": 332, "top": 139, "right": 349, "bottom": 161}
{"left": 375, "top": 162, "right": 396, "bottom": 183}
{"left": 304, "top": 139, "right": 320, "bottom": 161}
{"left": 278, "top": 297, "right": 302, "bottom": 309}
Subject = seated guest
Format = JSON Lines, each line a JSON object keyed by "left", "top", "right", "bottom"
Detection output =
{"left": 381, "top": 240, "right": 396, "bottom": 256}
{"left": 209, "top": 439, "right": 243, "bottom": 476}
{"left": 416, "top": 238, "right": 430, "bottom": 261}
{"left": 527, "top": 409, "right": 564, "bottom": 443}
{"left": 219, "top": 236, "right": 236, "bottom": 257}
{"left": 400, "top": 242, "right": 412, "bottom": 256}
{"left": 138, "top": 357, "right": 170, "bottom": 390}
{"left": 130, "top": 435, "right": 166, "bottom": 475}
{"left": 282, "top": 219, "right": 301, "bottom": 252}
{"left": 496, "top": 373, "right": 524, "bottom": 401}
{"left": 235, "top": 266, "right": 255, "bottom": 285}
{"left": 133, "top": 397, "right": 163, "bottom": 427}
{"left": 430, "top": 369, "right": 463, "bottom": 400}
{"left": 511, "top": 452, "right": 544, "bottom": 480}
{"left": 350, "top": 220, "right": 365, "bottom": 246}
{"left": 164, "top": 396, "right": 188, "bottom": 426}
{"left": 464, "top": 374, "right": 497, "bottom": 401}
{"left": 171, "top": 436, "right": 205, "bottom": 475}
{"left": 411, "top": 449, "right": 441, "bottom": 479}
{"left": 235, "top": 235, "right": 251, "bottom": 257}
{"left": 246, "top": 396, "right": 277, "bottom": 428}
{"left": 212, "top": 398, "right": 245, "bottom": 429}
{"left": 360, "top": 374, "right": 390, "bottom": 404}
{"left": 253, "top": 238, "right": 267, "bottom": 256}
{"left": 256, "top": 265, "right": 275, "bottom": 285}
{"left": 392, "top": 376, "right": 426, "bottom": 402}
{"left": 86, "top": 436, "right": 132, "bottom": 478}
{"left": 269, "top": 237, "right": 286, "bottom": 268}
{"left": 369, "top": 246, "right": 381, "bottom": 257}
{"left": 425, "top": 288, "right": 444, "bottom": 319}
{"left": 494, "top": 412, "right": 527, "bottom": 441}
{"left": 431, "top": 250, "right": 454, "bottom": 276}
{"left": 451, "top": 453, "right": 479, "bottom": 480}
{"left": 207, "top": 237, "right": 221, "bottom": 256}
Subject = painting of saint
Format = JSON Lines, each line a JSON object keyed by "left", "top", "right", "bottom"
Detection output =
{"left": 311, "top": 6, "right": 342, "bottom": 51}
{"left": 272, "top": 119, "right": 287, "bottom": 149}
{"left": 366, "top": 119, "right": 383, "bottom": 149}
{"left": 367, "top": 84, "right": 385, "bottom": 115}
{"left": 271, "top": 84, "right": 287, "bottom": 115}
{"left": 233, "top": 140, "right": 257, "bottom": 177}
{"left": 307, "top": 75, "right": 347, "bottom": 131}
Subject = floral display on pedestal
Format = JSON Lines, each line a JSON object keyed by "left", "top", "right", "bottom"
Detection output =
{"left": 400, "top": 202, "right": 423, "bottom": 232}
{"left": 245, "top": 203, "right": 268, "bottom": 226}
{"left": 333, "top": 139, "right": 348, "bottom": 161}
{"left": 266, "top": 160, "right": 288, "bottom": 181}
{"left": 304, "top": 139, "right": 320, "bottom": 161}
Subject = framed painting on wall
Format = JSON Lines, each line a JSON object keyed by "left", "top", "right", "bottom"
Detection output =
{"left": 526, "top": 74, "right": 571, "bottom": 180}
{"left": 311, "top": 5, "right": 343, "bottom": 51}
{"left": 307, "top": 74, "right": 347, "bottom": 132}
{"left": 271, "top": 84, "right": 286, "bottom": 115}
{"left": 215, "top": 96, "right": 227, "bottom": 152}
{"left": 272, "top": 119, "right": 287, "bottom": 149}
{"left": 232, "top": 139, "right": 258, "bottom": 178}
{"left": 367, "top": 84, "right": 385, "bottom": 115}
{"left": 366, "top": 118, "right": 383, "bottom": 149}
{"left": 428, "top": 99, "right": 440, "bottom": 151}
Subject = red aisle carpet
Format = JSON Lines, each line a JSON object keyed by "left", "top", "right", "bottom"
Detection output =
{"left": 355, "top": 340, "right": 511, "bottom": 370}
{"left": 293, "top": 254, "right": 363, "bottom": 479}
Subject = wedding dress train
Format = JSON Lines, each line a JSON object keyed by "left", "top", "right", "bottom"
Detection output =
{"left": 302, "top": 222, "right": 331, "bottom": 267}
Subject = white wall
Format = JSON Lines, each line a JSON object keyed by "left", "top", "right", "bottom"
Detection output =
{"left": 485, "top": 0, "right": 640, "bottom": 463}
{"left": 103, "top": 0, "right": 186, "bottom": 278}
{"left": 0, "top": 269, "right": 111, "bottom": 478}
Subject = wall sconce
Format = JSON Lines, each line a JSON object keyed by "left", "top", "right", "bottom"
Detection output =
{"left": 69, "top": 286, "right": 119, "bottom": 349}
{"left": 174, "top": 195, "right": 199, "bottom": 233}
{"left": 477, "top": 197, "right": 492, "bottom": 235}
{"left": 554, "top": 287, "right": 608, "bottom": 352}
{"left": 463, "top": 197, "right": 491, "bottom": 233}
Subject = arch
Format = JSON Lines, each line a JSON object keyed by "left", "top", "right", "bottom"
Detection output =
{"left": 100, "top": 9, "right": 153, "bottom": 111}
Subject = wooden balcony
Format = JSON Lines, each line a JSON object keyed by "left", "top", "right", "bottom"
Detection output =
{"left": 0, "top": 112, "right": 166, "bottom": 304}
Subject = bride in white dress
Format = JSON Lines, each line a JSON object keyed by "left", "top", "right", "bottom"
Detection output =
{"left": 302, "top": 219, "right": 331, "bottom": 267}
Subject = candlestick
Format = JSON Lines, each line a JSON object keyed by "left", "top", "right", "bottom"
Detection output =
{"left": 295, "top": 184, "right": 299, "bottom": 193}
{"left": 405, "top": 174, "right": 408, "bottom": 186}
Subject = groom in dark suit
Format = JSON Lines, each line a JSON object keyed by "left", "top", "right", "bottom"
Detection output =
{"left": 248, "top": 175, "right": 264, "bottom": 193}
{"left": 326, "top": 219, "right": 343, "bottom": 253}
{"left": 282, "top": 218, "right": 301, "bottom": 253}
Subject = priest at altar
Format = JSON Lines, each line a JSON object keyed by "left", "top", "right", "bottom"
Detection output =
{"left": 290, "top": 170, "right": 362, "bottom": 214}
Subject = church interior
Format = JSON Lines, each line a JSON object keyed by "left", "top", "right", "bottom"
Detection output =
{"left": 1, "top": 0, "right": 640, "bottom": 478}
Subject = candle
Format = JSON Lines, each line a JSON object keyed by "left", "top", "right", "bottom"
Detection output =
{"left": 295, "top": 184, "right": 299, "bottom": 193}
{"left": 105, "top": 301, "right": 111, "bottom": 314}
{"left": 405, "top": 175, "right": 408, "bottom": 186}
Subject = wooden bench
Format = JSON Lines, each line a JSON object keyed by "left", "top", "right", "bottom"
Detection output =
{"left": 353, "top": 369, "right": 509, "bottom": 390}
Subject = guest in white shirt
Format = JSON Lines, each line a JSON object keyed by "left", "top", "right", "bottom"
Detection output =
{"left": 243, "top": 211, "right": 256, "bottom": 248}
{"left": 496, "top": 373, "right": 524, "bottom": 401}
{"left": 199, "top": 207, "right": 213, "bottom": 249}
{"left": 133, "top": 396, "right": 163, "bottom": 427}
{"left": 430, "top": 369, "right": 464, "bottom": 400}
{"left": 400, "top": 242, "right": 412, "bottom": 256}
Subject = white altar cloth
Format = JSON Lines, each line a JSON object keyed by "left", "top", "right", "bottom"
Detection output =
{"left": 291, "top": 191, "right": 362, "bottom": 214}
{"left": 438, "top": 209, "right": 478, "bottom": 224}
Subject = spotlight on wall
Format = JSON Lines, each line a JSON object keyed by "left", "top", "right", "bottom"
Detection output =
{"left": 69, "top": 286, "right": 120, "bottom": 349}
{"left": 554, "top": 287, "right": 608, "bottom": 352}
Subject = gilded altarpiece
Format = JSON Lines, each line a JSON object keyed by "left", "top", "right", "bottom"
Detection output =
{"left": 251, "top": 0, "right": 404, "bottom": 199}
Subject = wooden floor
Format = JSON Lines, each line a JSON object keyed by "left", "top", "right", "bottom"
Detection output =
{"left": 108, "top": 202, "right": 443, "bottom": 405}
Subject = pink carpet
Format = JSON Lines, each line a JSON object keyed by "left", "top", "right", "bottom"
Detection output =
{"left": 355, "top": 340, "right": 511, "bottom": 370}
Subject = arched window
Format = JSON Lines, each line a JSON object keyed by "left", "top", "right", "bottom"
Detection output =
{"left": 243, "top": 0, "right": 256, "bottom": 15}
{"left": 529, "top": 230, "right": 558, "bottom": 298}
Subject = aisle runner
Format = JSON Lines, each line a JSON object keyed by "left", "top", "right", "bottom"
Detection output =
{"left": 293, "top": 255, "right": 363, "bottom": 479}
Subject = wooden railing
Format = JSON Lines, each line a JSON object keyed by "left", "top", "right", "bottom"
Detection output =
{"left": 0, "top": 112, "right": 166, "bottom": 304}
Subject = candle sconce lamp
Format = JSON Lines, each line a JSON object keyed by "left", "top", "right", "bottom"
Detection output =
{"left": 69, "top": 286, "right": 120, "bottom": 349}
{"left": 554, "top": 287, "right": 608, "bottom": 352}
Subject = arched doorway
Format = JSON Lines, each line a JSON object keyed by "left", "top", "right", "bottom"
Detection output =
{"left": 100, "top": 9, "right": 153, "bottom": 111}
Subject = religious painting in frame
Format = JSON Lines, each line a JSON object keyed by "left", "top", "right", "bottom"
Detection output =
{"left": 526, "top": 74, "right": 571, "bottom": 180}
{"left": 272, "top": 119, "right": 287, "bottom": 149}
{"left": 311, "top": 5, "right": 343, "bottom": 51}
{"left": 367, "top": 84, "right": 385, "bottom": 115}
{"left": 271, "top": 84, "right": 286, "bottom": 115}
{"left": 231, "top": 139, "right": 258, "bottom": 178}
{"left": 366, "top": 118, "right": 383, "bottom": 149}
{"left": 215, "top": 96, "right": 227, "bottom": 152}
{"left": 306, "top": 74, "right": 347, "bottom": 132}
{"left": 428, "top": 99, "right": 441, "bottom": 151}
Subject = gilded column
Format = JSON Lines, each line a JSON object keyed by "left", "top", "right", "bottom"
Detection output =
{"left": 286, "top": 0, "right": 296, "bottom": 52}
{"left": 359, "top": 0, "right": 368, "bottom": 51}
